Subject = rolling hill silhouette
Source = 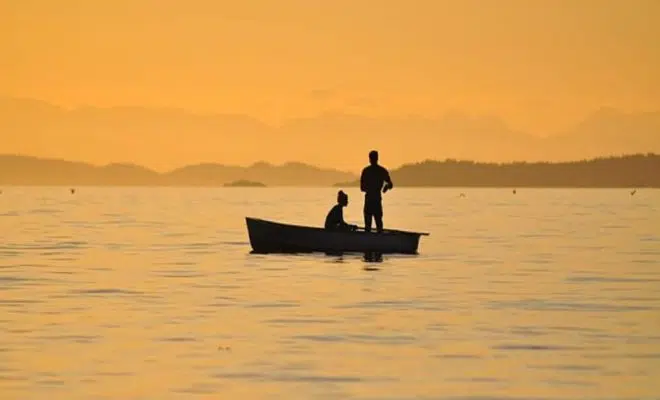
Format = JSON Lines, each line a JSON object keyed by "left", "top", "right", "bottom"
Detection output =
{"left": 0, "top": 155, "right": 356, "bottom": 186}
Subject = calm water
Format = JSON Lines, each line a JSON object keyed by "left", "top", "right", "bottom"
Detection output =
{"left": 0, "top": 187, "right": 659, "bottom": 399}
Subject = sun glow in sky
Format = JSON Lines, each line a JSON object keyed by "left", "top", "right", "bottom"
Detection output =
{"left": 2, "top": 0, "right": 659, "bottom": 169}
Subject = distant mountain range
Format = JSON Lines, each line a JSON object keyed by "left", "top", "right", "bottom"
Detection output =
{"left": 0, "top": 155, "right": 355, "bottom": 186}
{"left": 336, "top": 153, "right": 659, "bottom": 188}
{"left": 2, "top": 97, "right": 659, "bottom": 187}
{"left": 1, "top": 153, "right": 657, "bottom": 187}
{"left": 1, "top": 97, "right": 659, "bottom": 171}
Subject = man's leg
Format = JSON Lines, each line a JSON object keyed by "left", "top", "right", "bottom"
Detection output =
{"left": 364, "top": 211, "right": 373, "bottom": 232}
{"left": 375, "top": 202, "right": 384, "bottom": 233}
{"left": 375, "top": 213, "right": 383, "bottom": 233}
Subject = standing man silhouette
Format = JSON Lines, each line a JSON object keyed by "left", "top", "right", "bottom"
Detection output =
{"left": 360, "top": 150, "right": 393, "bottom": 233}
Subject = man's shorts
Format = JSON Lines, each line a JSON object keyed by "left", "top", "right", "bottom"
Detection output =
{"left": 364, "top": 197, "right": 383, "bottom": 218}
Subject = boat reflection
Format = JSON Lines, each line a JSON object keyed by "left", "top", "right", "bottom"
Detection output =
{"left": 362, "top": 251, "right": 383, "bottom": 263}
{"left": 323, "top": 251, "right": 384, "bottom": 266}
{"left": 324, "top": 251, "right": 383, "bottom": 261}
{"left": 362, "top": 251, "right": 383, "bottom": 270}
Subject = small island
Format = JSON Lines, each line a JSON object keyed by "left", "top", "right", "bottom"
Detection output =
{"left": 223, "top": 179, "right": 267, "bottom": 187}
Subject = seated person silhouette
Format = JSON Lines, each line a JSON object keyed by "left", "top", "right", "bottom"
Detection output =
{"left": 325, "top": 190, "right": 358, "bottom": 231}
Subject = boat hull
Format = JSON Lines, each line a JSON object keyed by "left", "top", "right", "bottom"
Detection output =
{"left": 245, "top": 217, "right": 424, "bottom": 254}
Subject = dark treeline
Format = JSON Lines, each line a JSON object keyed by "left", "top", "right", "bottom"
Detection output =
{"left": 339, "top": 153, "right": 659, "bottom": 188}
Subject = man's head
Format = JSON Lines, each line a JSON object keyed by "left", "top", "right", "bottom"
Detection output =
{"left": 337, "top": 190, "right": 348, "bottom": 206}
{"left": 369, "top": 150, "right": 379, "bottom": 165}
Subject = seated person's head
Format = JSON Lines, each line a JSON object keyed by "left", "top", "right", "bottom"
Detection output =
{"left": 337, "top": 190, "right": 348, "bottom": 206}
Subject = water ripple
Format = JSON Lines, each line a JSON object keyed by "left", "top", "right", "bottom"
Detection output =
{"left": 68, "top": 288, "right": 145, "bottom": 296}
{"left": 492, "top": 344, "right": 583, "bottom": 351}
{"left": 0, "top": 241, "right": 89, "bottom": 250}
{"left": 245, "top": 302, "right": 299, "bottom": 308}
{"left": 212, "top": 371, "right": 389, "bottom": 383}
{"left": 266, "top": 318, "right": 337, "bottom": 325}
{"left": 294, "top": 333, "right": 416, "bottom": 345}
{"left": 489, "top": 299, "right": 656, "bottom": 312}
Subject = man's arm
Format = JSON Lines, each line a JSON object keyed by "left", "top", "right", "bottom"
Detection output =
{"left": 360, "top": 168, "right": 367, "bottom": 192}
{"left": 383, "top": 168, "right": 394, "bottom": 192}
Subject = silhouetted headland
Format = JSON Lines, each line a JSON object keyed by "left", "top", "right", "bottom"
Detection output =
{"left": 335, "top": 153, "right": 659, "bottom": 188}
{"left": 223, "top": 179, "right": 267, "bottom": 187}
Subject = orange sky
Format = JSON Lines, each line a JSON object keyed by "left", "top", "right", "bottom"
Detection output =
{"left": 2, "top": 0, "right": 659, "bottom": 169}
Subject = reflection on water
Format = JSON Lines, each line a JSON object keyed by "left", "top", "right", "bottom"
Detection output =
{"left": 363, "top": 252, "right": 384, "bottom": 267}
{"left": 0, "top": 187, "right": 658, "bottom": 399}
{"left": 322, "top": 251, "right": 384, "bottom": 265}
